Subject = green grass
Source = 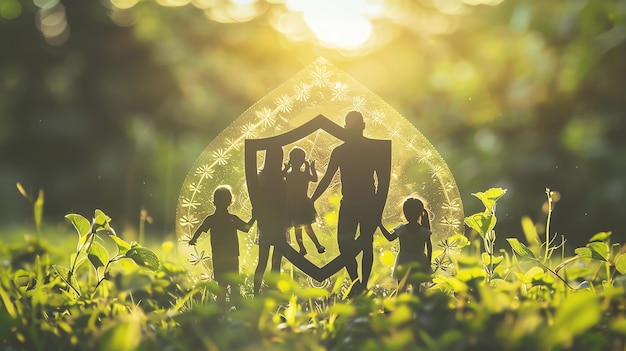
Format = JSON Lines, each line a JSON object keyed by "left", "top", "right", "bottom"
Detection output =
{"left": 1, "top": 189, "right": 626, "bottom": 350}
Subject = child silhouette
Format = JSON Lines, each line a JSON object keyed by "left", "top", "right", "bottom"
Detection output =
{"left": 380, "top": 197, "right": 433, "bottom": 294}
{"left": 188, "top": 185, "right": 255, "bottom": 302}
{"left": 284, "top": 147, "right": 325, "bottom": 255}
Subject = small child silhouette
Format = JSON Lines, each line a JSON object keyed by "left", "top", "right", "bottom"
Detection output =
{"left": 188, "top": 185, "right": 255, "bottom": 302}
{"left": 380, "top": 197, "right": 433, "bottom": 294}
{"left": 284, "top": 147, "right": 325, "bottom": 255}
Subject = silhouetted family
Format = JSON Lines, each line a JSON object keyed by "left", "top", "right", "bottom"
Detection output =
{"left": 189, "top": 111, "right": 433, "bottom": 300}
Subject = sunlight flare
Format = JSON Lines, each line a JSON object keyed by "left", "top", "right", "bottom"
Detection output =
{"left": 284, "top": 0, "right": 383, "bottom": 48}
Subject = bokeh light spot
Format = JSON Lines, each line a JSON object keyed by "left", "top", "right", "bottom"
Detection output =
{"left": 33, "top": 0, "right": 59, "bottom": 10}
{"left": 111, "top": 0, "right": 140, "bottom": 10}
{"left": 36, "top": 4, "right": 69, "bottom": 45}
{"left": 155, "top": 0, "right": 191, "bottom": 7}
{"left": 0, "top": 0, "right": 21, "bottom": 19}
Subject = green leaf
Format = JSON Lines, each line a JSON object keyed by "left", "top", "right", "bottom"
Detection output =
{"left": 94, "top": 209, "right": 111, "bottom": 226}
{"left": 110, "top": 235, "right": 131, "bottom": 255}
{"left": 98, "top": 320, "right": 141, "bottom": 351}
{"left": 446, "top": 234, "right": 470, "bottom": 249}
{"left": 521, "top": 216, "right": 539, "bottom": 246}
{"left": 525, "top": 266, "right": 544, "bottom": 278}
{"left": 52, "top": 265, "right": 80, "bottom": 294}
{"left": 0, "top": 285, "right": 16, "bottom": 317}
{"left": 464, "top": 212, "right": 496, "bottom": 238}
{"left": 575, "top": 248, "right": 596, "bottom": 260}
{"left": 13, "top": 275, "right": 36, "bottom": 290}
{"left": 575, "top": 248, "right": 604, "bottom": 261}
{"left": 331, "top": 272, "right": 347, "bottom": 295}
{"left": 432, "top": 275, "right": 468, "bottom": 293}
{"left": 515, "top": 266, "right": 544, "bottom": 284}
{"left": 456, "top": 267, "right": 487, "bottom": 283}
{"left": 481, "top": 252, "right": 503, "bottom": 266}
{"left": 489, "top": 278, "right": 517, "bottom": 291}
{"left": 576, "top": 242, "right": 609, "bottom": 261}
{"left": 34, "top": 189, "right": 44, "bottom": 233}
{"left": 88, "top": 242, "right": 109, "bottom": 269}
{"left": 69, "top": 252, "right": 87, "bottom": 272}
{"left": 16, "top": 182, "right": 28, "bottom": 199}
{"left": 530, "top": 272, "right": 555, "bottom": 287}
{"left": 96, "top": 227, "right": 116, "bottom": 236}
{"left": 611, "top": 243, "right": 622, "bottom": 262}
{"left": 506, "top": 238, "right": 536, "bottom": 259}
{"left": 588, "top": 242, "right": 609, "bottom": 260}
{"left": 125, "top": 247, "right": 160, "bottom": 271}
{"left": 298, "top": 287, "right": 330, "bottom": 299}
{"left": 65, "top": 213, "right": 91, "bottom": 239}
{"left": 471, "top": 188, "right": 507, "bottom": 212}
{"left": 552, "top": 292, "right": 600, "bottom": 346}
{"left": 93, "top": 209, "right": 116, "bottom": 236}
{"left": 327, "top": 303, "right": 357, "bottom": 316}
{"left": 615, "top": 254, "right": 626, "bottom": 274}
{"left": 588, "top": 231, "right": 612, "bottom": 243}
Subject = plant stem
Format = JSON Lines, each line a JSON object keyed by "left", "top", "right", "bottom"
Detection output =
{"left": 544, "top": 188, "right": 553, "bottom": 264}
{"left": 70, "top": 222, "right": 96, "bottom": 274}
{"left": 66, "top": 272, "right": 82, "bottom": 296}
{"left": 92, "top": 260, "right": 111, "bottom": 295}
{"left": 488, "top": 234, "right": 494, "bottom": 282}
{"left": 536, "top": 260, "right": 576, "bottom": 290}
{"left": 139, "top": 209, "right": 146, "bottom": 245}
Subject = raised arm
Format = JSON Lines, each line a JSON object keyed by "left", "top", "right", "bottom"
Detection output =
{"left": 309, "top": 160, "right": 318, "bottom": 183}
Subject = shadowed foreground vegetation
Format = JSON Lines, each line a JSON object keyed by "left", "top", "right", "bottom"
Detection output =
{"left": 1, "top": 189, "right": 625, "bottom": 350}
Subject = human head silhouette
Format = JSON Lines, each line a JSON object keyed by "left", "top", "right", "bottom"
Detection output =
{"left": 213, "top": 185, "right": 233, "bottom": 209}
{"left": 344, "top": 111, "right": 365, "bottom": 135}
{"left": 403, "top": 197, "right": 430, "bottom": 229}
{"left": 288, "top": 147, "right": 306, "bottom": 167}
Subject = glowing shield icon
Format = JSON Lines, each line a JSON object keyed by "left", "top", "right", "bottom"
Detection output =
{"left": 176, "top": 58, "right": 463, "bottom": 286}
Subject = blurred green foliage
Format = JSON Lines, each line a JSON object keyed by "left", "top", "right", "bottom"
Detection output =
{"left": 1, "top": 0, "right": 625, "bottom": 249}
{"left": 1, "top": 204, "right": 626, "bottom": 350}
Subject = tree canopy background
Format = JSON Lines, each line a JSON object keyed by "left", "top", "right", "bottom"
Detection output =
{"left": 1, "top": 0, "right": 624, "bottom": 249}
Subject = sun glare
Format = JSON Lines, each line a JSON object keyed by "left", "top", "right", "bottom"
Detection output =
{"left": 284, "top": 0, "right": 383, "bottom": 49}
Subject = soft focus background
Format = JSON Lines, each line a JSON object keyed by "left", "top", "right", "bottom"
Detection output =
{"left": 1, "top": 0, "right": 624, "bottom": 249}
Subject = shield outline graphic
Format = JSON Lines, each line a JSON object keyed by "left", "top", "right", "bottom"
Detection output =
{"left": 245, "top": 114, "right": 391, "bottom": 282}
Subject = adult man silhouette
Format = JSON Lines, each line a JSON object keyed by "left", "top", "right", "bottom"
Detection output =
{"left": 311, "top": 111, "right": 391, "bottom": 295}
